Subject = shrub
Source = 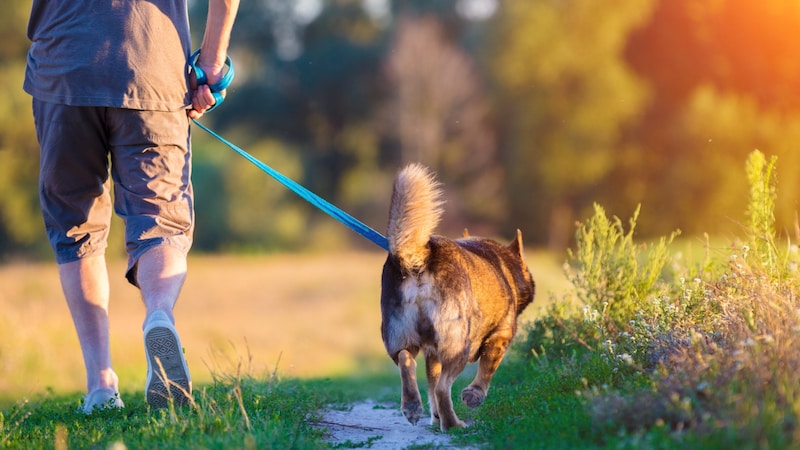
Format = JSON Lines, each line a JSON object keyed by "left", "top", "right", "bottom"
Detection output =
{"left": 523, "top": 203, "right": 679, "bottom": 368}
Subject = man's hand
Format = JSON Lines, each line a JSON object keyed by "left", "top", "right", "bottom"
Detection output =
{"left": 189, "top": 84, "right": 225, "bottom": 119}
{"left": 188, "top": 61, "right": 227, "bottom": 119}
{"left": 188, "top": 54, "right": 228, "bottom": 119}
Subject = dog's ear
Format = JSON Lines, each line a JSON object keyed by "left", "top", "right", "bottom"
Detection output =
{"left": 509, "top": 229, "right": 524, "bottom": 258}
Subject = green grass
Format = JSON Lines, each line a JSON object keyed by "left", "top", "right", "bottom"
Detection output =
{"left": 1, "top": 375, "right": 328, "bottom": 449}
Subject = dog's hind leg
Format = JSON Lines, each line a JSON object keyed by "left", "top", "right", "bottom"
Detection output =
{"left": 424, "top": 349, "right": 442, "bottom": 426}
{"left": 397, "top": 348, "right": 424, "bottom": 425}
{"left": 434, "top": 364, "right": 468, "bottom": 431}
{"left": 462, "top": 333, "right": 511, "bottom": 408}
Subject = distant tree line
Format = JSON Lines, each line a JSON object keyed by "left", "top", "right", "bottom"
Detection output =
{"left": 3, "top": 0, "right": 800, "bottom": 260}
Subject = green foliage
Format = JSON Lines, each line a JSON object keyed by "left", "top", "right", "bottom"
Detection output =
{"left": 0, "top": 0, "right": 30, "bottom": 60}
{"left": 0, "top": 61, "right": 50, "bottom": 259}
{"left": 570, "top": 204, "right": 678, "bottom": 334}
{"left": 0, "top": 1, "right": 47, "bottom": 259}
{"left": 489, "top": 0, "right": 655, "bottom": 245}
{"left": 193, "top": 131, "right": 316, "bottom": 252}
{"left": 524, "top": 203, "right": 679, "bottom": 366}
{"left": 621, "top": 2, "right": 800, "bottom": 240}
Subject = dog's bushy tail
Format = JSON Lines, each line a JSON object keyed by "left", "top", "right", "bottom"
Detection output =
{"left": 387, "top": 163, "right": 445, "bottom": 271}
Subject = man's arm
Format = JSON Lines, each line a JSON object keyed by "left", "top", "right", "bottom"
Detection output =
{"left": 190, "top": 0, "right": 240, "bottom": 118}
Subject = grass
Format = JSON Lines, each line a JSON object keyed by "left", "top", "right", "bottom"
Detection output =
{"left": 3, "top": 150, "right": 798, "bottom": 448}
{"left": 1, "top": 373, "right": 328, "bottom": 449}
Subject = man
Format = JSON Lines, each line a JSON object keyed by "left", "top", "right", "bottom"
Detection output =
{"left": 24, "top": 0, "right": 239, "bottom": 412}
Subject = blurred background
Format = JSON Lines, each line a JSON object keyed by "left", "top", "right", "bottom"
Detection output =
{"left": 3, "top": 0, "right": 800, "bottom": 259}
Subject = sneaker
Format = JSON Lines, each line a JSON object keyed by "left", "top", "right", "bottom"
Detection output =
{"left": 81, "top": 388, "right": 124, "bottom": 414}
{"left": 143, "top": 311, "right": 192, "bottom": 408}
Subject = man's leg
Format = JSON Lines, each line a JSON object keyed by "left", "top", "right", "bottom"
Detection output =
{"left": 137, "top": 246, "right": 187, "bottom": 321}
{"left": 138, "top": 245, "right": 192, "bottom": 408}
{"left": 59, "top": 255, "right": 116, "bottom": 392}
{"left": 59, "top": 255, "right": 124, "bottom": 412}
{"left": 107, "top": 108, "right": 194, "bottom": 407}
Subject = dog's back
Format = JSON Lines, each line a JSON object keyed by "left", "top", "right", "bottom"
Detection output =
{"left": 380, "top": 163, "right": 534, "bottom": 431}
{"left": 382, "top": 234, "right": 534, "bottom": 362}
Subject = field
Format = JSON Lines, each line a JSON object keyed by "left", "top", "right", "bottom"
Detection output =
{"left": 0, "top": 250, "right": 567, "bottom": 407}
{"left": 3, "top": 152, "right": 800, "bottom": 448}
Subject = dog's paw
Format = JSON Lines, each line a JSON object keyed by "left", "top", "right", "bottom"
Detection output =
{"left": 440, "top": 418, "right": 468, "bottom": 432}
{"left": 401, "top": 400, "right": 424, "bottom": 425}
{"left": 461, "top": 386, "right": 486, "bottom": 408}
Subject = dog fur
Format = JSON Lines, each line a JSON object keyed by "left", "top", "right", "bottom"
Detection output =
{"left": 380, "top": 163, "right": 535, "bottom": 431}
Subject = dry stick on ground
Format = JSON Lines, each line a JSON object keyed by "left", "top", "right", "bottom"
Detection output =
{"left": 232, "top": 362, "right": 252, "bottom": 431}
{"left": 555, "top": 315, "right": 595, "bottom": 351}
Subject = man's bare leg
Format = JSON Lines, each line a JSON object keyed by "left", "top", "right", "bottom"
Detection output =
{"left": 137, "top": 245, "right": 192, "bottom": 408}
{"left": 59, "top": 255, "right": 124, "bottom": 412}
{"left": 137, "top": 246, "right": 187, "bottom": 321}
{"left": 59, "top": 255, "right": 118, "bottom": 393}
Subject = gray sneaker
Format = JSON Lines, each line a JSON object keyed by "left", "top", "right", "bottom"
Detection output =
{"left": 143, "top": 311, "right": 192, "bottom": 408}
{"left": 81, "top": 388, "right": 124, "bottom": 414}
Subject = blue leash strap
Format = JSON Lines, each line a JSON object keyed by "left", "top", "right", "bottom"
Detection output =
{"left": 192, "top": 119, "right": 390, "bottom": 251}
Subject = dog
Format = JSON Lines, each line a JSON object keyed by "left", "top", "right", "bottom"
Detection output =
{"left": 380, "top": 163, "right": 535, "bottom": 431}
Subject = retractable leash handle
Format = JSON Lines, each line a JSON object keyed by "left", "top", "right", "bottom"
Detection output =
{"left": 189, "top": 49, "right": 235, "bottom": 112}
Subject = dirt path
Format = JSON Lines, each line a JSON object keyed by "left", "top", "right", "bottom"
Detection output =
{"left": 316, "top": 399, "right": 471, "bottom": 449}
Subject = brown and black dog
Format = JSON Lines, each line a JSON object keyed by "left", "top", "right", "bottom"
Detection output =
{"left": 380, "top": 163, "right": 535, "bottom": 431}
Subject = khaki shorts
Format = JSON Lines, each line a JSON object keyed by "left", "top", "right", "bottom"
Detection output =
{"left": 32, "top": 99, "right": 194, "bottom": 286}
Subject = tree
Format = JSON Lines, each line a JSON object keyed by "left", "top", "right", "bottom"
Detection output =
{"left": 383, "top": 15, "right": 505, "bottom": 232}
{"left": 488, "top": 0, "right": 654, "bottom": 248}
{"left": 615, "top": 0, "right": 800, "bottom": 237}
{"left": 0, "top": 0, "right": 51, "bottom": 259}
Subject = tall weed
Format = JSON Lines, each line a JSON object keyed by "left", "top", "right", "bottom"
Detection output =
{"left": 745, "top": 150, "right": 779, "bottom": 271}
{"left": 524, "top": 203, "right": 679, "bottom": 367}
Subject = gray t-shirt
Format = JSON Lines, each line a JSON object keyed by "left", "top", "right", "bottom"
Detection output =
{"left": 24, "top": 0, "right": 192, "bottom": 112}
